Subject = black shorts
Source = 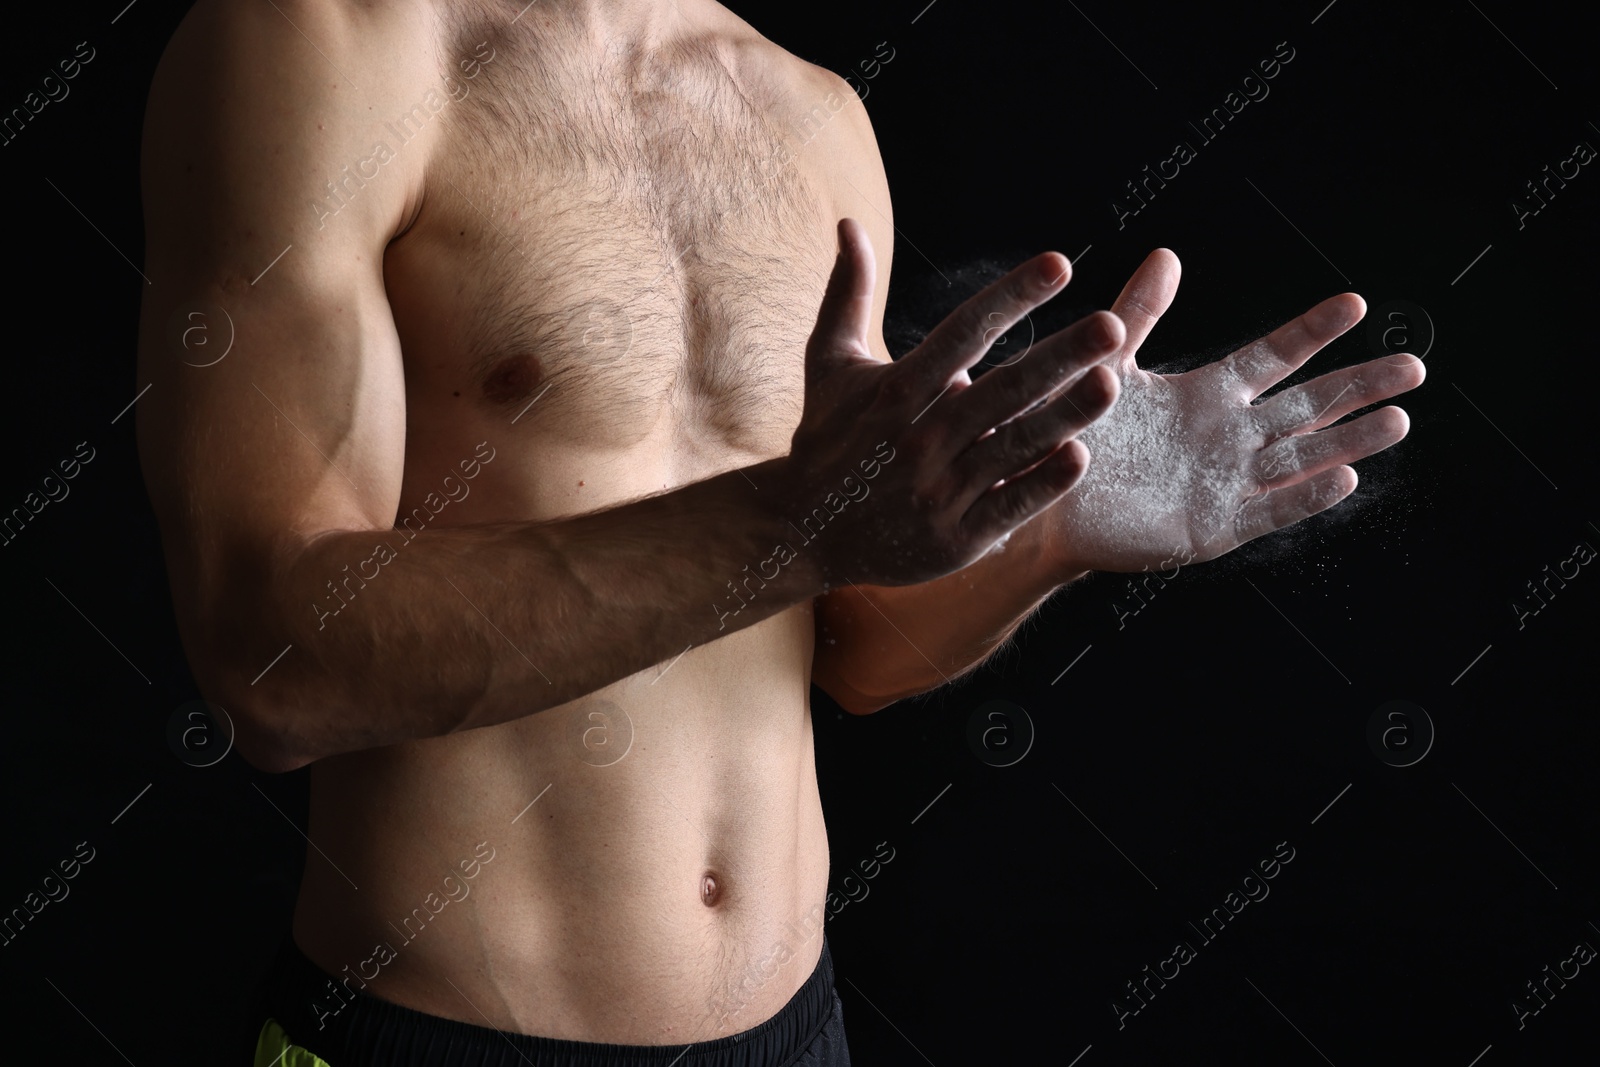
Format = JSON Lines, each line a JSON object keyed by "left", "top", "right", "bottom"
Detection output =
{"left": 250, "top": 936, "right": 851, "bottom": 1067}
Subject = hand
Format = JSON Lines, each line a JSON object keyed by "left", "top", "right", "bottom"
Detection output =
{"left": 785, "top": 218, "right": 1121, "bottom": 587}
{"left": 1047, "top": 248, "right": 1426, "bottom": 575}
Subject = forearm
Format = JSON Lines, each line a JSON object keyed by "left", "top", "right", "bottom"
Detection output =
{"left": 213, "top": 457, "right": 821, "bottom": 770}
{"left": 813, "top": 513, "right": 1081, "bottom": 712}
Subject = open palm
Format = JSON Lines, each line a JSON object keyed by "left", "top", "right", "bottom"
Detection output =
{"left": 1047, "top": 249, "right": 1426, "bottom": 574}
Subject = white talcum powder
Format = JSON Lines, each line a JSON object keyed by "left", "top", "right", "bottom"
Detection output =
{"left": 1073, "top": 364, "right": 1322, "bottom": 552}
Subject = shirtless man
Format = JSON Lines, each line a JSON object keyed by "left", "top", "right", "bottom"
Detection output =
{"left": 135, "top": 1, "right": 1424, "bottom": 1063}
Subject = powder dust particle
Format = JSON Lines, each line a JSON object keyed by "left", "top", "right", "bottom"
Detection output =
{"left": 1073, "top": 354, "right": 1417, "bottom": 570}
{"left": 1074, "top": 370, "right": 1267, "bottom": 552}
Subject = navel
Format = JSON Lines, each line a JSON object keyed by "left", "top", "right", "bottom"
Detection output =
{"left": 481, "top": 354, "right": 544, "bottom": 406}
{"left": 701, "top": 871, "right": 722, "bottom": 907}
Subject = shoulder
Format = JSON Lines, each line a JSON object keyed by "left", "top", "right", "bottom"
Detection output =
{"left": 766, "top": 51, "right": 893, "bottom": 249}
{"left": 706, "top": 13, "right": 896, "bottom": 324}
{"left": 144, "top": 0, "right": 448, "bottom": 254}
{"left": 711, "top": 25, "right": 888, "bottom": 202}
{"left": 161, "top": 0, "right": 442, "bottom": 64}
{"left": 152, "top": 0, "right": 448, "bottom": 108}
{"left": 725, "top": 28, "right": 876, "bottom": 152}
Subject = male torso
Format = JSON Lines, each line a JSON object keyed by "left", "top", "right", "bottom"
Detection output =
{"left": 284, "top": 0, "right": 880, "bottom": 1043}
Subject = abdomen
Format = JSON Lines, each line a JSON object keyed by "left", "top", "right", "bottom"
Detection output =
{"left": 291, "top": 602, "right": 829, "bottom": 1044}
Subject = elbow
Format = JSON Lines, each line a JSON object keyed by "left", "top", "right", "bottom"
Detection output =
{"left": 202, "top": 676, "right": 320, "bottom": 774}
{"left": 234, "top": 715, "right": 317, "bottom": 774}
{"left": 813, "top": 660, "right": 899, "bottom": 716}
{"left": 833, "top": 678, "right": 897, "bottom": 715}
{"left": 172, "top": 532, "right": 365, "bottom": 772}
{"left": 238, "top": 740, "right": 313, "bottom": 775}
{"left": 817, "top": 685, "right": 879, "bottom": 716}
{"left": 190, "top": 552, "right": 352, "bottom": 773}
{"left": 189, "top": 615, "right": 333, "bottom": 773}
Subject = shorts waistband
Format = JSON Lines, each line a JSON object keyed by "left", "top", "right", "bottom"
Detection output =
{"left": 260, "top": 936, "right": 837, "bottom": 1067}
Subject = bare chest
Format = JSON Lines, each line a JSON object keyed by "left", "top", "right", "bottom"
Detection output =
{"left": 385, "top": 23, "right": 837, "bottom": 461}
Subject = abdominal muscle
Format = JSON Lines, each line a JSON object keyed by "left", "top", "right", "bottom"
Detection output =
{"left": 290, "top": 600, "right": 831, "bottom": 1045}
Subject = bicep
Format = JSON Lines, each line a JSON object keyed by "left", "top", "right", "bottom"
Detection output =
{"left": 135, "top": 0, "right": 431, "bottom": 659}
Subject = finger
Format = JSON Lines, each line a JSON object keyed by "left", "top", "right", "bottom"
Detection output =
{"left": 1253, "top": 354, "right": 1425, "bottom": 439}
{"left": 960, "top": 438, "right": 1091, "bottom": 547}
{"left": 1231, "top": 465, "right": 1358, "bottom": 546}
{"left": 804, "top": 218, "right": 877, "bottom": 386}
{"left": 950, "top": 366, "right": 1118, "bottom": 509}
{"left": 936, "top": 311, "right": 1123, "bottom": 454}
{"left": 1107, "top": 248, "right": 1180, "bottom": 372}
{"left": 1254, "top": 407, "right": 1409, "bottom": 490}
{"left": 1214, "top": 293, "right": 1366, "bottom": 398}
{"left": 902, "top": 250, "right": 1072, "bottom": 393}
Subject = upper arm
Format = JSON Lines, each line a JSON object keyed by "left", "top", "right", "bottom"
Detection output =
{"left": 136, "top": 0, "right": 437, "bottom": 708}
{"left": 802, "top": 69, "right": 898, "bottom": 712}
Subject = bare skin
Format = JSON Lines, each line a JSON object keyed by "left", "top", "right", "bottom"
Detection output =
{"left": 813, "top": 260, "right": 1425, "bottom": 708}
{"left": 136, "top": 0, "right": 1123, "bottom": 1045}
{"left": 136, "top": 0, "right": 1419, "bottom": 1049}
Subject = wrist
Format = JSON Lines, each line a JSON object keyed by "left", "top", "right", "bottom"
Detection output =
{"left": 751, "top": 455, "right": 837, "bottom": 594}
{"left": 1023, "top": 508, "right": 1091, "bottom": 588}
{"left": 979, "top": 508, "right": 1081, "bottom": 601}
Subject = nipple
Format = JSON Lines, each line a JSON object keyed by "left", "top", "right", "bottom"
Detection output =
{"left": 482, "top": 354, "right": 543, "bottom": 405}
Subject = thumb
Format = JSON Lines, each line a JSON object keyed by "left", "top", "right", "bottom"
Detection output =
{"left": 805, "top": 218, "right": 877, "bottom": 386}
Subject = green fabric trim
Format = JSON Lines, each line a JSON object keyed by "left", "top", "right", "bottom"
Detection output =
{"left": 254, "top": 1018, "right": 334, "bottom": 1067}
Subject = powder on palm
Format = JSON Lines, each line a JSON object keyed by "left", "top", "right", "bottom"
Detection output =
{"left": 1072, "top": 367, "right": 1310, "bottom": 550}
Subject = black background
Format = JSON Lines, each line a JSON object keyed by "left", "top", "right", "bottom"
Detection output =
{"left": 2, "top": 1, "right": 1595, "bottom": 1064}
